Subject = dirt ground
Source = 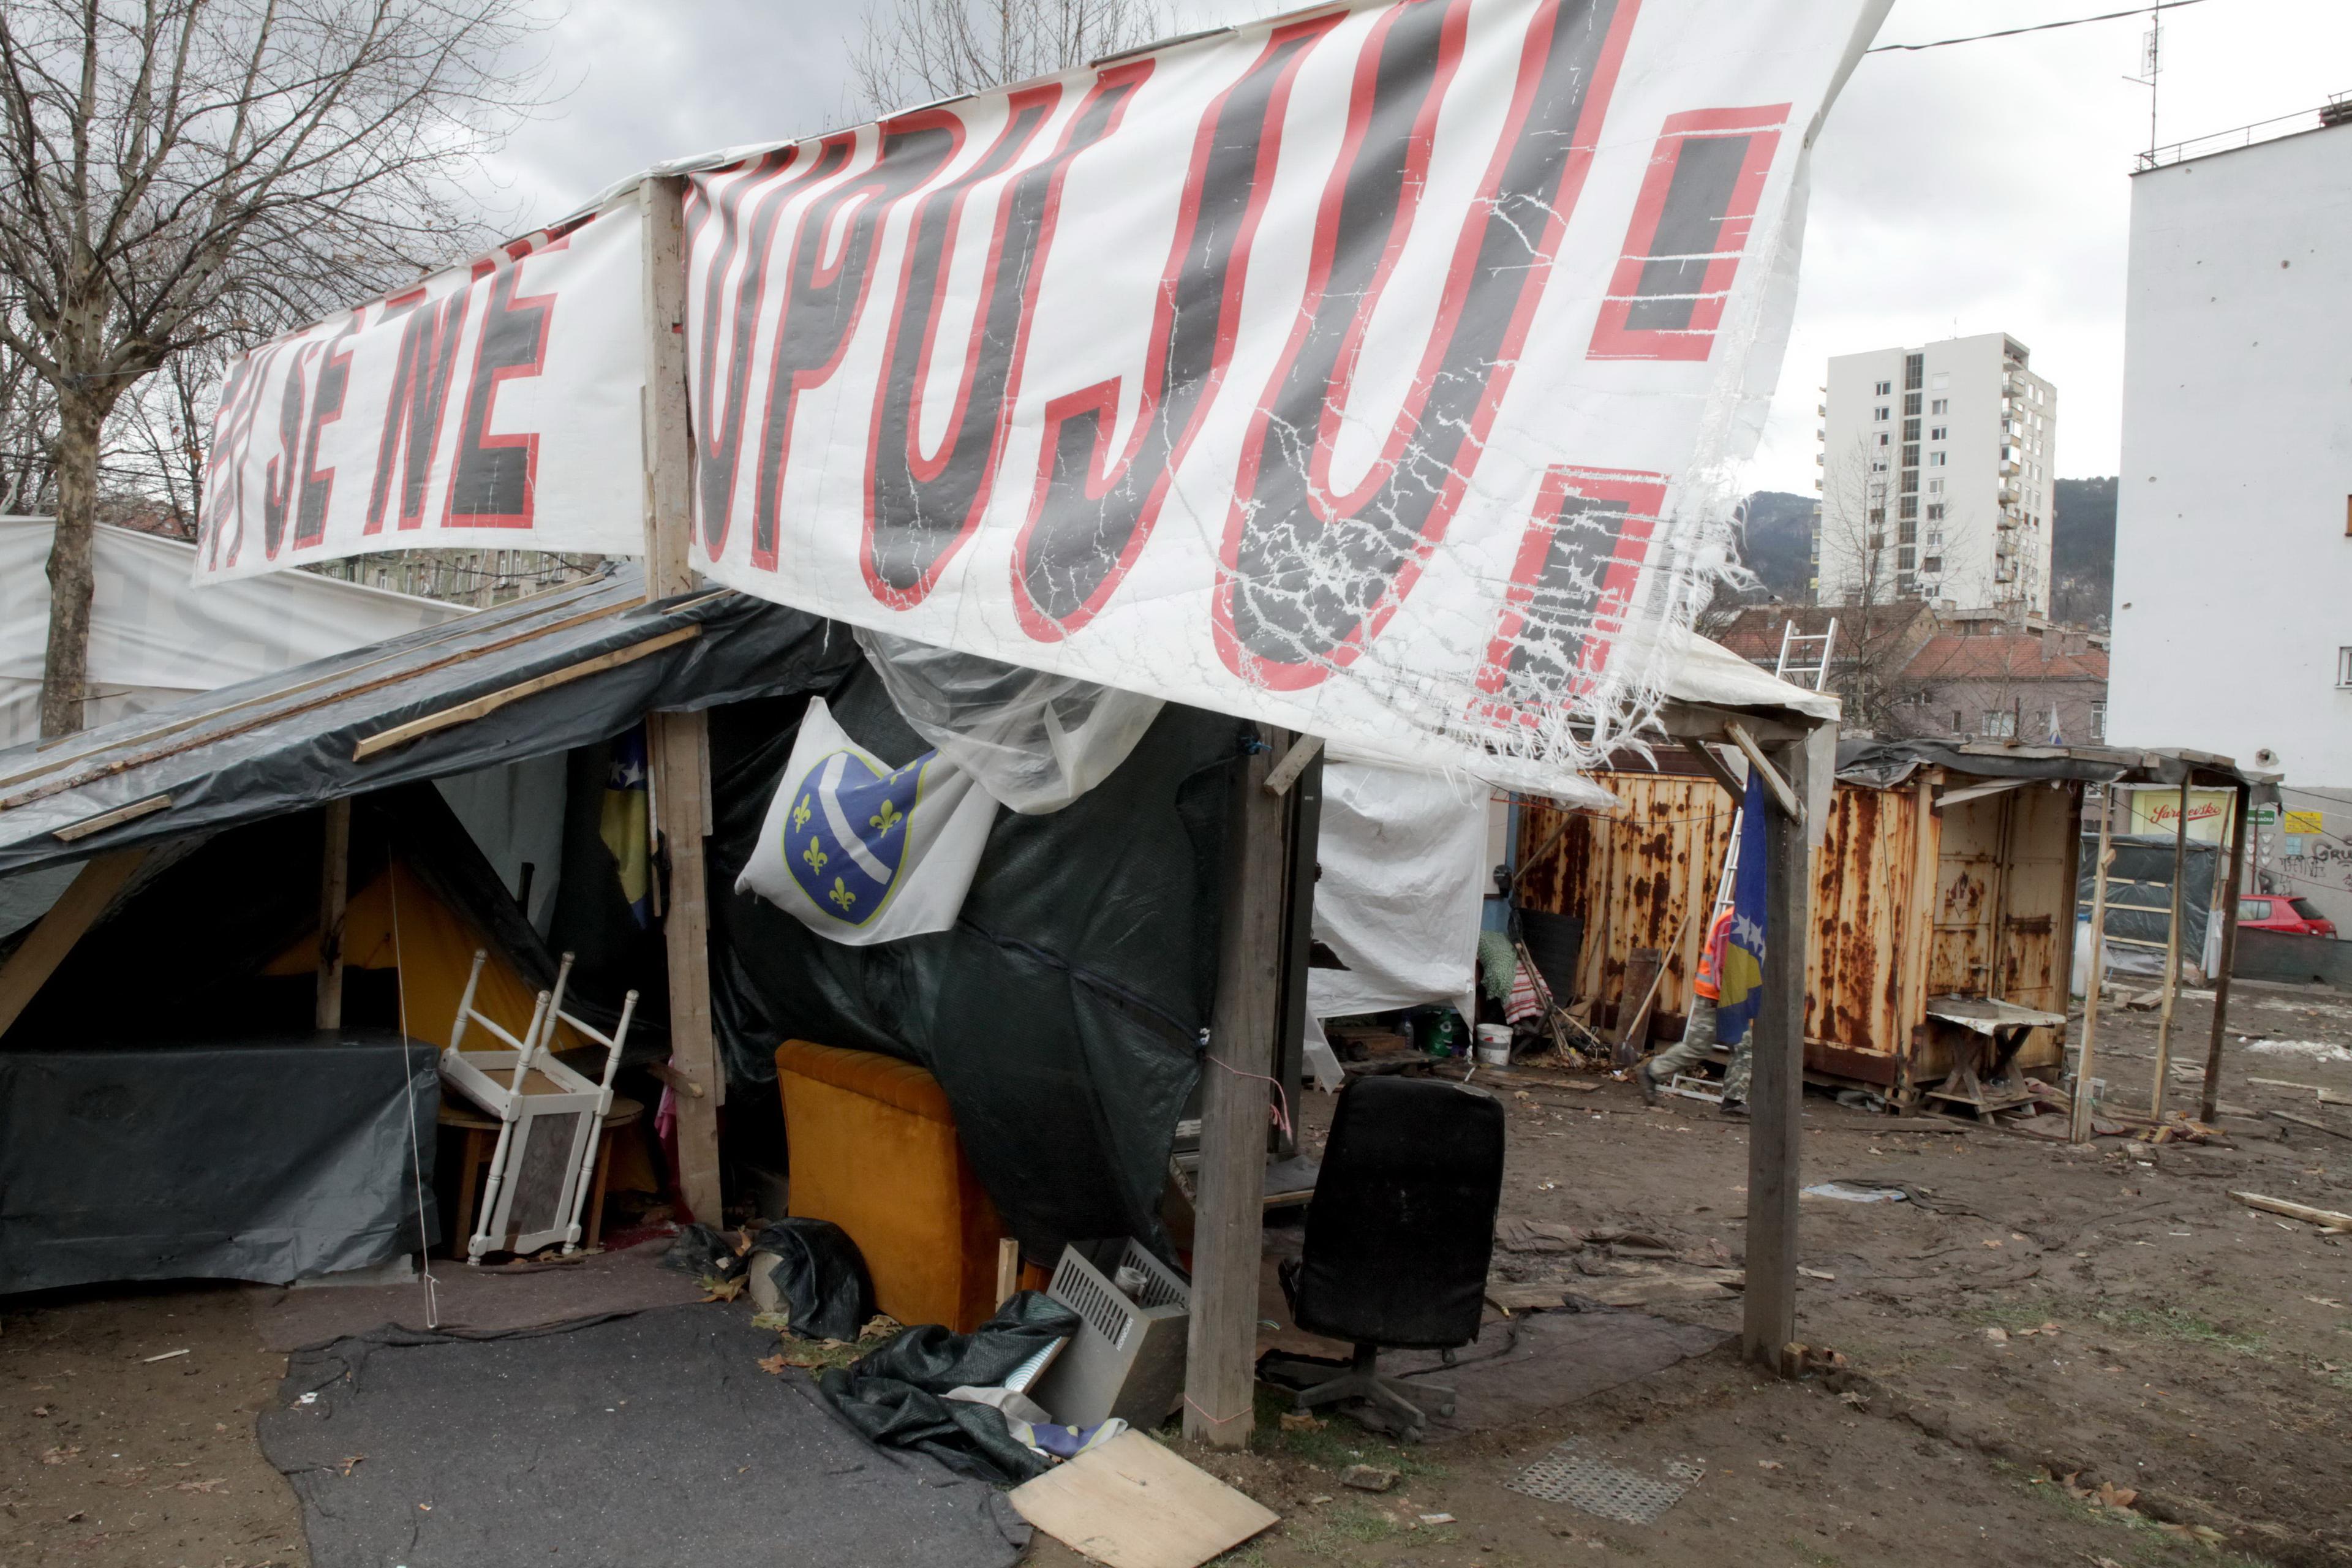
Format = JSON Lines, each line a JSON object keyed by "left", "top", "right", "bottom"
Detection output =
{"left": 6, "top": 981, "right": 2349, "bottom": 1568}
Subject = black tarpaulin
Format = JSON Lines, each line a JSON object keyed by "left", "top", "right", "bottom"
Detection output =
{"left": 0, "top": 1035, "right": 437, "bottom": 1292}
{"left": 0, "top": 565, "right": 857, "bottom": 876}
{"left": 706, "top": 666, "right": 1238, "bottom": 1261}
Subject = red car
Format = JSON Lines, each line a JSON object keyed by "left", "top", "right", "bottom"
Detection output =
{"left": 2239, "top": 895, "right": 2339, "bottom": 937}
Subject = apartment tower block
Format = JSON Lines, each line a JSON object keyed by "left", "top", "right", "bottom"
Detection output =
{"left": 1813, "top": 332, "right": 2057, "bottom": 613}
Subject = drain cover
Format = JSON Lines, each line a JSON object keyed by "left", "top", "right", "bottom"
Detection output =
{"left": 1506, "top": 1442, "right": 1697, "bottom": 1525}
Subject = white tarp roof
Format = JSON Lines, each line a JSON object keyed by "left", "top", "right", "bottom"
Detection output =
{"left": 0, "top": 518, "right": 464, "bottom": 750}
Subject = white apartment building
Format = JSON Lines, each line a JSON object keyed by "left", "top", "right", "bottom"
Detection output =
{"left": 2108, "top": 101, "right": 2352, "bottom": 924}
{"left": 1813, "top": 332, "right": 2058, "bottom": 614}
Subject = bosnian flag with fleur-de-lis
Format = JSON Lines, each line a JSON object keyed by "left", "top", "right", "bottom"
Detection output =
{"left": 737, "top": 697, "right": 999, "bottom": 946}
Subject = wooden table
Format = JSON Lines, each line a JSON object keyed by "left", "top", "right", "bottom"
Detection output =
{"left": 437, "top": 1094, "right": 643, "bottom": 1257}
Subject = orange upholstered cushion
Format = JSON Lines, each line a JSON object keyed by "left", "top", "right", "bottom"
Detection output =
{"left": 775, "top": 1040, "right": 1005, "bottom": 1333}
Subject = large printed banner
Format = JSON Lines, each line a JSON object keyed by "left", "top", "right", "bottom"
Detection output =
{"left": 685, "top": 0, "right": 1881, "bottom": 782}
{"left": 194, "top": 208, "right": 645, "bottom": 579}
{"left": 193, "top": 0, "right": 1880, "bottom": 786}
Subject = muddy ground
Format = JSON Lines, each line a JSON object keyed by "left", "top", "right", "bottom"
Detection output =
{"left": 5, "top": 981, "right": 2348, "bottom": 1568}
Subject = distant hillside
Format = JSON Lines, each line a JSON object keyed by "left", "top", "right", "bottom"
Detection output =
{"left": 1733, "top": 491, "right": 1815, "bottom": 603}
{"left": 2051, "top": 477, "right": 2116, "bottom": 628}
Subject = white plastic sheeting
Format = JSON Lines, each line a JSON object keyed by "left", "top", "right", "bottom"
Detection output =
{"left": 856, "top": 628, "right": 1161, "bottom": 815}
{"left": 1310, "top": 758, "right": 1491, "bottom": 1026}
{"left": 0, "top": 517, "right": 462, "bottom": 750}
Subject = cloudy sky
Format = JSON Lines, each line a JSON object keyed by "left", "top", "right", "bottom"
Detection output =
{"left": 480, "top": 0, "right": 2352, "bottom": 496}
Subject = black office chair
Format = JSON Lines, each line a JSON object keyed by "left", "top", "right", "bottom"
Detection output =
{"left": 1265, "top": 1076, "right": 1506, "bottom": 1441}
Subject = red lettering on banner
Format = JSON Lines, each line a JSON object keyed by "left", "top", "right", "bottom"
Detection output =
{"left": 858, "top": 85, "right": 1065, "bottom": 607}
{"left": 692, "top": 140, "right": 854, "bottom": 558}
{"left": 260, "top": 344, "right": 317, "bottom": 560}
{"left": 366, "top": 286, "right": 473, "bottom": 534}
{"left": 293, "top": 322, "right": 357, "bottom": 548}
{"left": 443, "top": 247, "right": 562, "bottom": 529}
{"left": 1009, "top": 16, "right": 1343, "bottom": 640}
{"left": 1471, "top": 467, "right": 1667, "bottom": 723}
{"left": 1213, "top": 0, "right": 1642, "bottom": 689}
{"left": 741, "top": 124, "right": 964, "bottom": 571}
{"left": 1586, "top": 105, "right": 1786, "bottom": 361}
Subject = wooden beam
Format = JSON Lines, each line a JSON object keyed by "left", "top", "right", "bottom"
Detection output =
{"left": 53, "top": 793, "right": 170, "bottom": 841}
{"left": 1676, "top": 737, "right": 1743, "bottom": 801}
{"left": 638, "top": 173, "right": 725, "bottom": 1225}
{"left": 2229, "top": 1190, "right": 2352, "bottom": 1232}
{"left": 0, "top": 848, "right": 148, "bottom": 1038}
{"left": 315, "top": 797, "right": 352, "bottom": 1031}
{"left": 349, "top": 626, "right": 701, "bottom": 761}
{"left": 1262, "top": 733, "right": 1322, "bottom": 798}
{"left": 2199, "top": 785, "right": 2252, "bottom": 1123}
{"left": 1742, "top": 734, "right": 1811, "bottom": 1374}
{"left": 1184, "top": 721, "right": 1288, "bottom": 1449}
{"left": 2071, "top": 788, "right": 2116, "bottom": 1144}
{"left": 644, "top": 1058, "right": 706, "bottom": 1099}
{"left": 1724, "top": 722, "right": 1802, "bottom": 825}
{"left": 2150, "top": 778, "right": 2191, "bottom": 1120}
{"left": 640, "top": 173, "right": 696, "bottom": 600}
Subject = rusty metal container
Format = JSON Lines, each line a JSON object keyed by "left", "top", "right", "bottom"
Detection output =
{"left": 1519, "top": 760, "right": 2082, "bottom": 1102}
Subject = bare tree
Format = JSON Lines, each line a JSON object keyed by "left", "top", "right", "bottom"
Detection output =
{"left": 0, "top": 0, "right": 545, "bottom": 737}
{"left": 850, "top": 0, "right": 1169, "bottom": 115}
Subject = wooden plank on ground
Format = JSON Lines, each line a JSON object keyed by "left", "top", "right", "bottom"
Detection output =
{"left": 0, "top": 847, "right": 147, "bottom": 1038}
{"left": 1009, "top": 1430, "right": 1278, "bottom": 1568}
{"left": 2229, "top": 1191, "right": 2352, "bottom": 1231}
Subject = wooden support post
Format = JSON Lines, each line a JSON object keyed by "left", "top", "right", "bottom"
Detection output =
{"left": 2199, "top": 784, "right": 2252, "bottom": 1123}
{"left": 1183, "top": 721, "right": 1288, "bottom": 1449}
{"left": 2150, "top": 777, "right": 2192, "bottom": 1120}
{"left": 316, "top": 797, "right": 352, "bottom": 1030}
{"left": 639, "top": 175, "right": 695, "bottom": 598}
{"left": 0, "top": 848, "right": 147, "bottom": 1039}
{"left": 652, "top": 709, "right": 723, "bottom": 1223}
{"left": 1741, "top": 733, "right": 1811, "bottom": 1374}
{"left": 2071, "top": 786, "right": 2116, "bottom": 1144}
{"left": 638, "top": 172, "right": 724, "bottom": 1225}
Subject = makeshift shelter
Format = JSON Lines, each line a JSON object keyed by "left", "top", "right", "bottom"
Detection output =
{"left": 0, "top": 515, "right": 459, "bottom": 747}
{"left": 1517, "top": 735, "right": 2274, "bottom": 1117}
{"left": 0, "top": 569, "right": 1251, "bottom": 1301}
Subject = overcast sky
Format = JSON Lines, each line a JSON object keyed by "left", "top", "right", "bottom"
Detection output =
{"left": 480, "top": 0, "right": 2352, "bottom": 497}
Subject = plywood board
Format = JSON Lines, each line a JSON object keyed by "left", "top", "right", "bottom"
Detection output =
{"left": 1009, "top": 1431, "right": 1278, "bottom": 1568}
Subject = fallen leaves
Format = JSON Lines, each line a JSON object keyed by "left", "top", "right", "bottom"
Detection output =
{"left": 41, "top": 1445, "right": 81, "bottom": 1465}
{"left": 1278, "top": 1412, "right": 1325, "bottom": 1433}
{"left": 699, "top": 1275, "right": 747, "bottom": 1303}
{"left": 756, "top": 1354, "right": 790, "bottom": 1376}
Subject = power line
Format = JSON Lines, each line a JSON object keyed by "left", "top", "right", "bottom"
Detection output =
{"left": 1867, "top": 0, "right": 2211, "bottom": 54}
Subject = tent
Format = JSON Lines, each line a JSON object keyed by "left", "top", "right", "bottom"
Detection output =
{"left": 0, "top": 516, "right": 460, "bottom": 748}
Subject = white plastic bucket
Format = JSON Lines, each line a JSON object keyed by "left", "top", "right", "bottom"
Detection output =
{"left": 1475, "top": 1024, "right": 1512, "bottom": 1066}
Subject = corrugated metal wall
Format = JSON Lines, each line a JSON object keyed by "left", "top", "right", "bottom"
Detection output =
{"left": 1517, "top": 775, "right": 1736, "bottom": 1028}
{"left": 1519, "top": 769, "right": 2076, "bottom": 1082}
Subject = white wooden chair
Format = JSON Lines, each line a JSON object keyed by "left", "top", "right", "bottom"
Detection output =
{"left": 439, "top": 950, "right": 638, "bottom": 1262}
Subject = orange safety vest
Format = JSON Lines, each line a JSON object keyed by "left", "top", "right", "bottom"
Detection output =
{"left": 1693, "top": 908, "right": 1735, "bottom": 1002}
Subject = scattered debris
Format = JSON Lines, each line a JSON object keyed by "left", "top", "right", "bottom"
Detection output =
{"left": 1341, "top": 1464, "right": 1399, "bottom": 1493}
{"left": 140, "top": 1348, "right": 191, "bottom": 1363}
{"left": 2270, "top": 1110, "right": 2352, "bottom": 1142}
{"left": 1984, "top": 1327, "right": 2010, "bottom": 1344}
{"left": 1801, "top": 1182, "right": 1909, "bottom": 1204}
{"left": 1008, "top": 1431, "right": 1278, "bottom": 1568}
{"left": 1417, "top": 1512, "right": 1457, "bottom": 1525}
{"left": 1798, "top": 1267, "right": 1836, "bottom": 1281}
{"left": 1277, "top": 1412, "right": 1325, "bottom": 1434}
{"left": 1757, "top": 1459, "right": 1785, "bottom": 1471}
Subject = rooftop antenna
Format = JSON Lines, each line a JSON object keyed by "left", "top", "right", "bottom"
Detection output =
{"left": 2125, "top": 3, "right": 2163, "bottom": 158}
